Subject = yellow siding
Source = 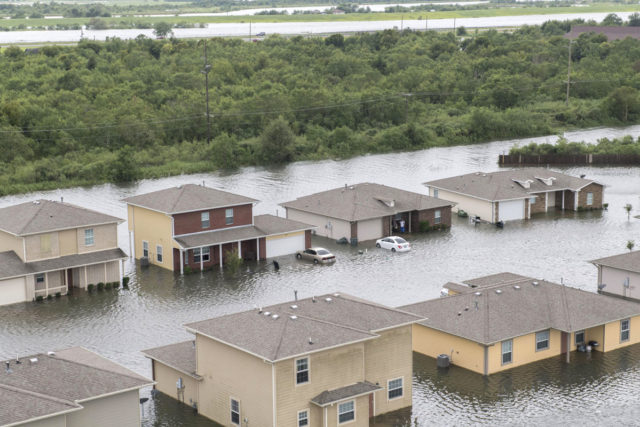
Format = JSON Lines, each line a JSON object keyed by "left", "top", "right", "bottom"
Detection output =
{"left": 430, "top": 188, "right": 493, "bottom": 222}
{"left": 603, "top": 316, "right": 640, "bottom": 352}
{"left": 0, "top": 230, "right": 24, "bottom": 261}
{"left": 195, "top": 334, "right": 273, "bottom": 426}
{"left": 153, "top": 361, "right": 199, "bottom": 408}
{"left": 266, "top": 231, "right": 304, "bottom": 241}
{"left": 77, "top": 224, "right": 117, "bottom": 253}
{"left": 586, "top": 326, "right": 604, "bottom": 351}
{"left": 58, "top": 229, "right": 78, "bottom": 256}
{"left": 364, "top": 326, "right": 412, "bottom": 415}
{"left": 322, "top": 395, "right": 369, "bottom": 427}
{"left": 128, "top": 205, "right": 175, "bottom": 270}
{"left": 25, "top": 232, "right": 59, "bottom": 261}
{"left": 275, "top": 342, "right": 365, "bottom": 427}
{"left": 488, "top": 329, "right": 563, "bottom": 374}
{"left": 412, "top": 324, "right": 485, "bottom": 374}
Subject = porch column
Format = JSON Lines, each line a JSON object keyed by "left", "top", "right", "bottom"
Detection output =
{"left": 129, "top": 231, "right": 134, "bottom": 259}
{"left": 566, "top": 333, "right": 571, "bottom": 363}
{"left": 63, "top": 269, "right": 67, "bottom": 293}
{"left": 562, "top": 191, "right": 565, "bottom": 210}
{"left": 179, "top": 249, "right": 184, "bottom": 275}
{"left": 256, "top": 238, "right": 260, "bottom": 260}
{"left": 219, "top": 244, "right": 223, "bottom": 268}
{"left": 119, "top": 259, "right": 123, "bottom": 287}
{"left": 84, "top": 266, "right": 88, "bottom": 288}
{"left": 574, "top": 191, "right": 579, "bottom": 210}
{"left": 104, "top": 263, "right": 108, "bottom": 283}
{"left": 238, "top": 241, "right": 242, "bottom": 259}
{"left": 200, "top": 247, "right": 204, "bottom": 271}
{"left": 409, "top": 212, "right": 412, "bottom": 232}
{"left": 544, "top": 193, "right": 548, "bottom": 212}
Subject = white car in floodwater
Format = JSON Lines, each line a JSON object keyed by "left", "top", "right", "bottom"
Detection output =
{"left": 375, "top": 236, "right": 411, "bottom": 252}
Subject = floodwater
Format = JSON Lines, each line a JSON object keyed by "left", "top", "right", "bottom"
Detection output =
{"left": 0, "top": 125, "right": 640, "bottom": 426}
{"left": 0, "top": 11, "right": 636, "bottom": 44}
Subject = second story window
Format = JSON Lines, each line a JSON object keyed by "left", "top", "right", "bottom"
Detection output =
{"left": 225, "top": 208, "right": 234, "bottom": 225}
{"left": 84, "top": 229, "right": 94, "bottom": 246}
{"left": 296, "top": 357, "right": 309, "bottom": 385}
{"left": 201, "top": 212, "right": 210, "bottom": 228}
{"left": 434, "top": 188, "right": 439, "bottom": 198}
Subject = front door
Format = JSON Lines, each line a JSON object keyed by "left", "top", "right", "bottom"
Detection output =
{"left": 66, "top": 269, "right": 73, "bottom": 291}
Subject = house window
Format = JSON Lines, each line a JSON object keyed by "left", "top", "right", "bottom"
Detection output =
{"left": 530, "top": 196, "right": 537, "bottom": 204}
{"left": 621, "top": 319, "right": 630, "bottom": 342}
{"left": 194, "top": 247, "right": 210, "bottom": 263}
{"left": 338, "top": 400, "right": 355, "bottom": 424}
{"left": 35, "top": 274, "right": 45, "bottom": 284}
{"left": 575, "top": 330, "right": 585, "bottom": 345}
{"left": 201, "top": 212, "right": 210, "bottom": 228}
{"left": 388, "top": 377, "right": 403, "bottom": 400}
{"left": 84, "top": 229, "right": 94, "bottom": 246}
{"left": 586, "top": 192, "right": 594, "bottom": 206}
{"left": 434, "top": 188, "right": 439, "bottom": 198}
{"left": 298, "top": 410, "right": 309, "bottom": 427}
{"left": 296, "top": 357, "right": 309, "bottom": 385}
{"left": 156, "top": 245, "right": 163, "bottom": 263}
{"left": 225, "top": 208, "right": 234, "bottom": 225}
{"left": 536, "top": 330, "right": 550, "bottom": 351}
{"left": 501, "top": 340, "right": 512, "bottom": 365}
{"left": 434, "top": 210, "right": 441, "bottom": 224}
{"left": 230, "top": 398, "right": 240, "bottom": 425}
{"left": 142, "top": 241, "right": 149, "bottom": 258}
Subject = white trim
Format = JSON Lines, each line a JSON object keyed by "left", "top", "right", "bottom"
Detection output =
{"left": 230, "top": 396, "right": 241, "bottom": 426}
{"left": 387, "top": 376, "right": 404, "bottom": 401}
{"left": 124, "top": 201, "right": 257, "bottom": 216}
{"left": 311, "top": 388, "right": 380, "bottom": 408}
{"left": 297, "top": 408, "right": 310, "bottom": 427}
{"left": 337, "top": 399, "right": 356, "bottom": 425}
{"left": 22, "top": 238, "right": 26, "bottom": 261}
{"left": 156, "top": 245, "right": 163, "bottom": 263}
{"left": 501, "top": 339, "right": 513, "bottom": 365}
{"left": 295, "top": 356, "right": 310, "bottom": 386}
{"left": 2, "top": 405, "right": 82, "bottom": 427}
{"left": 142, "top": 355, "right": 202, "bottom": 380}
{"left": 77, "top": 383, "right": 154, "bottom": 403}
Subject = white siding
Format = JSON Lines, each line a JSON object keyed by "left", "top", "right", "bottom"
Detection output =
{"left": 286, "top": 208, "right": 350, "bottom": 240}
{"left": 429, "top": 189, "right": 493, "bottom": 222}
{"left": 67, "top": 390, "right": 141, "bottom": 427}
{"left": 266, "top": 232, "right": 305, "bottom": 258}
{"left": 601, "top": 267, "right": 640, "bottom": 301}
{"left": 498, "top": 200, "right": 525, "bottom": 221}
{"left": 0, "top": 276, "right": 27, "bottom": 306}
{"left": 357, "top": 218, "right": 383, "bottom": 242}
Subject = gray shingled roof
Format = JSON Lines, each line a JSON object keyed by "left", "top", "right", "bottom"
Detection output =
{"left": 565, "top": 26, "right": 640, "bottom": 41}
{"left": 0, "top": 248, "right": 127, "bottom": 280}
{"left": 123, "top": 184, "right": 258, "bottom": 214}
{"left": 0, "top": 200, "right": 122, "bottom": 236}
{"left": 311, "top": 381, "right": 382, "bottom": 407}
{"left": 280, "top": 183, "right": 451, "bottom": 222}
{"left": 174, "top": 215, "right": 313, "bottom": 249}
{"left": 184, "top": 293, "right": 422, "bottom": 362}
{"left": 463, "top": 272, "right": 531, "bottom": 288}
{"left": 0, "top": 347, "right": 152, "bottom": 426}
{"left": 591, "top": 251, "right": 640, "bottom": 274}
{"left": 399, "top": 273, "right": 640, "bottom": 345}
{"left": 424, "top": 168, "right": 598, "bottom": 202}
{"left": 142, "top": 341, "right": 202, "bottom": 380}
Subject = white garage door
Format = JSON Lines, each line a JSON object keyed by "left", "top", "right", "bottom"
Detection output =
{"left": 266, "top": 232, "right": 305, "bottom": 258}
{"left": 499, "top": 200, "right": 525, "bottom": 221}
{"left": 0, "top": 277, "right": 27, "bottom": 306}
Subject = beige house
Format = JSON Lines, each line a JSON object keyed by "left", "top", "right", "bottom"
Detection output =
{"left": 143, "top": 293, "right": 422, "bottom": 426}
{"left": 424, "top": 168, "right": 604, "bottom": 223}
{"left": 401, "top": 273, "right": 640, "bottom": 375}
{"left": 0, "top": 347, "right": 152, "bottom": 427}
{"left": 591, "top": 251, "right": 640, "bottom": 301}
{"left": 0, "top": 200, "right": 127, "bottom": 306}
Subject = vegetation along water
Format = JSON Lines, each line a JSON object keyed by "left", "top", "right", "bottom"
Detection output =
{"left": 2, "top": 21, "right": 640, "bottom": 195}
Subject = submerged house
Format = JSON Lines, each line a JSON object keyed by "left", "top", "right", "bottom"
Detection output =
{"left": 400, "top": 273, "right": 640, "bottom": 375}
{"left": 0, "top": 200, "right": 126, "bottom": 306}
{"left": 280, "top": 183, "right": 453, "bottom": 244}
{"left": 0, "top": 347, "right": 152, "bottom": 427}
{"left": 143, "top": 292, "right": 421, "bottom": 426}
{"left": 424, "top": 168, "right": 603, "bottom": 223}
{"left": 591, "top": 251, "right": 640, "bottom": 301}
{"left": 124, "top": 184, "right": 314, "bottom": 273}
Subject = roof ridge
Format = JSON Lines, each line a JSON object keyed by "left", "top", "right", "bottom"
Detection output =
{"left": 0, "top": 383, "right": 79, "bottom": 408}
{"left": 170, "top": 185, "right": 188, "bottom": 213}
{"left": 291, "top": 312, "right": 376, "bottom": 336}
{"left": 335, "top": 293, "right": 422, "bottom": 322}
{"left": 17, "top": 200, "right": 46, "bottom": 235}
{"left": 45, "top": 352, "right": 149, "bottom": 384}
{"left": 272, "top": 313, "right": 293, "bottom": 360}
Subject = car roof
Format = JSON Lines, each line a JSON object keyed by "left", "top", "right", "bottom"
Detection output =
{"left": 310, "top": 247, "right": 329, "bottom": 250}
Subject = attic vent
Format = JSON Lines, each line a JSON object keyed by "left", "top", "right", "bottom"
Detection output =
{"left": 290, "top": 305, "right": 298, "bottom": 310}
{"left": 333, "top": 293, "right": 340, "bottom": 297}
{"left": 264, "top": 311, "right": 271, "bottom": 316}
{"left": 33, "top": 201, "right": 40, "bottom": 205}
{"left": 495, "top": 289, "right": 503, "bottom": 294}
{"left": 271, "top": 314, "right": 279, "bottom": 320}
{"left": 536, "top": 176, "right": 556, "bottom": 186}
{"left": 532, "top": 281, "right": 539, "bottom": 286}
{"left": 29, "top": 358, "right": 38, "bottom": 364}
{"left": 47, "top": 351, "right": 55, "bottom": 356}
{"left": 308, "top": 337, "right": 313, "bottom": 345}
{"left": 325, "top": 297, "right": 332, "bottom": 303}
{"left": 513, "top": 179, "right": 533, "bottom": 189}
{"left": 474, "top": 291, "right": 482, "bottom": 296}
{"left": 376, "top": 198, "right": 395, "bottom": 208}
{"left": 290, "top": 315, "right": 298, "bottom": 320}
{"left": 513, "top": 285, "right": 521, "bottom": 290}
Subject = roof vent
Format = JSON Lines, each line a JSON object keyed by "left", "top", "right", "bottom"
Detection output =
{"left": 333, "top": 293, "right": 340, "bottom": 297}
{"left": 495, "top": 289, "right": 503, "bottom": 294}
{"left": 47, "top": 351, "right": 55, "bottom": 356}
{"left": 312, "top": 296, "right": 316, "bottom": 303}
{"left": 257, "top": 307, "right": 263, "bottom": 314}
{"left": 29, "top": 358, "right": 38, "bottom": 364}
{"left": 464, "top": 306, "right": 469, "bottom": 311}
{"left": 532, "top": 281, "right": 539, "bottom": 286}
{"left": 325, "top": 297, "right": 332, "bottom": 303}
{"left": 5, "top": 361, "right": 10, "bottom": 374}
{"left": 457, "top": 312, "right": 462, "bottom": 316}
{"left": 271, "top": 314, "right": 279, "bottom": 320}
{"left": 513, "top": 179, "right": 533, "bottom": 189}
{"left": 33, "top": 201, "right": 40, "bottom": 205}
{"left": 290, "top": 305, "right": 298, "bottom": 309}
{"left": 513, "top": 285, "right": 521, "bottom": 290}
{"left": 308, "top": 337, "right": 313, "bottom": 345}
{"left": 474, "top": 291, "right": 482, "bottom": 296}
{"left": 264, "top": 311, "right": 271, "bottom": 316}
{"left": 290, "top": 315, "right": 298, "bottom": 320}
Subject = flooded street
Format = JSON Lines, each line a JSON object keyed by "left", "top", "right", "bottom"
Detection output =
{"left": 1, "top": 125, "right": 640, "bottom": 425}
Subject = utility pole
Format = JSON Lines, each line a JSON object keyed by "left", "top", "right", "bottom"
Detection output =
{"left": 401, "top": 15, "right": 403, "bottom": 31}
{"left": 566, "top": 39, "right": 572, "bottom": 106}
{"left": 249, "top": 20, "right": 251, "bottom": 40}
{"left": 200, "top": 40, "right": 212, "bottom": 144}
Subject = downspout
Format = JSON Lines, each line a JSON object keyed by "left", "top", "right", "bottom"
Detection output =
{"left": 272, "top": 363, "right": 276, "bottom": 427}
{"left": 483, "top": 345, "right": 489, "bottom": 376}
{"left": 324, "top": 406, "right": 328, "bottom": 427}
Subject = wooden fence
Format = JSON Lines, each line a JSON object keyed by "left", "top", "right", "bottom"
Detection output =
{"left": 499, "top": 153, "right": 640, "bottom": 166}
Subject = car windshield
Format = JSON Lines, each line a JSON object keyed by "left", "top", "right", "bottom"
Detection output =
{"left": 317, "top": 249, "right": 330, "bottom": 255}
{"left": 394, "top": 238, "right": 407, "bottom": 244}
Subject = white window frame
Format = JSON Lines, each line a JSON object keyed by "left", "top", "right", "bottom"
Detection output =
{"left": 142, "top": 241, "right": 149, "bottom": 258}
{"left": 225, "top": 208, "right": 234, "bottom": 225}
{"left": 434, "top": 210, "right": 441, "bottom": 224}
{"left": 295, "top": 357, "right": 309, "bottom": 385}
{"left": 84, "top": 228, "right": 94, "bottom": 246}
{"left": 536, "top": 330, "right": 550, "bottom": 351}
{"left": 575, "top": 330, "right": 585, "bottom": 345}
{"left": 586, "top": 192, "right": 594, "bottom": 206}
{"left": 621, "top": 319, "right": 630, "bottom": 342}
{"left": 297, "top": 409, "right": 309, "bottom": 427}
{"left": 530, "top": 196, "right": 537, "bottom": 204}
{"left": 201, "top": 211, "right": 210, "bottom": 228}
{"left": 230, "top": 397, "right": 240, "bottom": 426}
{"left": 193, "top": 247, "right": 210, "bottom": 263}
{"left": 156, "top": 245, "right": 163, "bottom": 263}
{"left": 433, "top": 188, "right": 439, "bottom": 198}
{"left": 387, "top": 377, "right": 403, "bottom": 401}
{"left": 35, "top": 273, "right": 45, "bottom": 284}
{"left": 501, "top": 339, "right": 512, "bottom": 365}
{"left": 337, "top": 400, "right": 355, "bottom": 425}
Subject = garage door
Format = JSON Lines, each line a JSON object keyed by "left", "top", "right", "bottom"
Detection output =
{"left": 499, "top": 200, "right": 525, "bottom": 221}
{"left": 0, "top": 277, "right": 27, "bottom": 306}
{"left": 266, "top": 232, "right": 305, "bottom": 258}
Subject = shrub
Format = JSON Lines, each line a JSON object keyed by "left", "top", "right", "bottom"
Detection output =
{"left": 47, "top": 294, "right": 53, "bottom": 300}
{"left": 35, "top": 295, "right": 44, "bottom": 302}
{"left": 113, "top": 281, "right": 120, "bottom": 289}
{"left": 87, "top": 284, "right": 95, "bottom": 292}
{"left": 97, "top": 282, "right": 105, "bottom": 291}
{"left": 105, "top": 282, "right": 112, "bottom": 290}
{"left": 419, "top": 220, "right": 431, "bottom": 232}
{"left": 55, "top": 292, "right": 61, "bottom": 298}
{"left": 224, "top": 247, "right": 243, "bottom": 274}
{"left": 122, "top": 276, "right": 130, "bottom": 287}
{"left": 184, "top": 265, "right": 193, "bottom": 274}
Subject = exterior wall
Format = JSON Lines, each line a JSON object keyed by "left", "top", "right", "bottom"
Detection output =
{"left": 321, "top": 394, "right": 370, "bottom": 427}
{"left": 195, "top": 334, "right": 273, "bottom": 427}
{"left": 497, "top": 199, "right": 525, "bottom": 222}
{"left": 364, "top": 326, "right": 413, "bottom": 416}
{"left": 585, "top": 326, "right": 604, "bottom": 351}
{"left": 23, "top": 415, "right": 68, "bottom": 427}
{"left": 58, "top": 229, "right": 78, "bottom": 256}
{"left": 265, "top": 232, "right": 304, "bottom": 258}
{"left": 414, "top": 207, "right": 452, "bottom": 230}
{"left": 85, "top": 263, "right": 106, "bottom": 285}
{"left": 412, "top": 324, "right": 485, "bottom": 374}
{"left": 428, "top": 188, "right": 492, "bottom": 222}
{"left": 530, "top": 192, "right": 547, "bottom": 215}
{"left": 275, "top": 342, "right": 366, "bottom": 427}
{"left": 128, "top": 205, "right": 175, "bottom": 270}
{"left": 602, "top": 315, "right": 640, "bottom": 352}
{"left": 25, "top": 232, "right": 59, "bottom": 261}
{"left": 600, "top": 267, "right": 640, "bottom": 301}
{"left": 153, "top": 360, "right": 200, "bottom": 408}
{"left": 487, "top": 329, "right": 563, "bottom": 374}
{"left": 67, "top": 390, "right": 141, "bottom": 427}
{"left": 563, "top": 190, "right": 576, "bottom": 211}
{"left": 77, "top": 224, "right": 117, "bottom": 254}
{"left": 0, "top": 230, "right": 24, "bottom": 261}
{"left": 357, "top": 218, "right": 383, "bottom": 242}
{"left": 305, "top": 230, "right": 312, "bottom": 249}
{"left": 286, "top": 208, "right": 351, "bottom": 241}
{"left": 173, "top": 204, "right": 254, "bottom": 235}
{"left": 577, "top": 183, "right": 604, "bottom": 209}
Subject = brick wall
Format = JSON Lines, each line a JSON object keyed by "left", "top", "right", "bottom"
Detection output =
{"left": 577, "top": 183, "right": 604, "bottom": 209}
{"left": 305, "top": 230, "right": 311, "bottom": 249}
{"left": 173, "top": 204, "right": 253, "bottom": 235}
{"left": 530, "top": 192, "right": 547, "bottom": 214}
{"left": 564, "top": 190, "right": 576, "bottom": 211}
{"left": 414, "top": 206, "right": 452, "bottom": 229}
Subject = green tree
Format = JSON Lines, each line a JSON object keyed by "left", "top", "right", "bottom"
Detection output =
{"left": 153, "top": 21, "right": 173, "bottom": 39}
{"left": 259, "top": 117, "right": 295, "bottom": 164}
{"left": 629, "top": 13, "right": 640, "bottom": 27}
{"left": 605, "top": 87, "right": 640, "bottom": 122}
{"left": 111, "top": 146, "right": 138, "bottom": 183}
{"left": 602, "top": 13, "right": 623, "bottom": 26}
{"left": 625, "top": 203, "right": 633, "bottom": 220}
{"left": 210, "top": 133, "right": 238, "bottom": 169}
{"left": 628, "top": 240, "right": 635, "bottom": 252}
